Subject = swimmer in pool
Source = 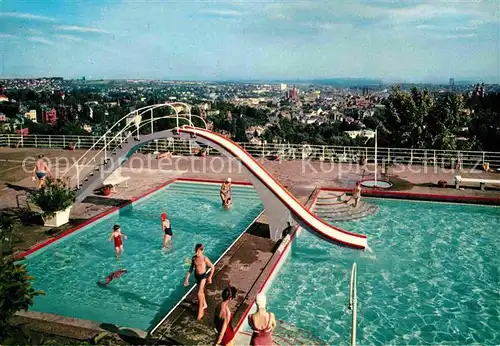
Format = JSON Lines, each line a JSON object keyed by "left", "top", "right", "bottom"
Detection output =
{"left": 184, "top": 243, "right": 214, "bottom": 320}
{"left": 161, "top": 211, "right": 172, "bottom": 249}
{"left": 97, "top": 269, "right": 128, "bottom": 286}
{"left": 220, "top": 178, "right": 232, "bottom": 205}
{"left": 223, "top": 197, "right": 232, "bottom": 210}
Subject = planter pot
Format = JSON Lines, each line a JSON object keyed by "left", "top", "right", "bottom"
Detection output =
{"left": 43, "top": 207, "right": 72, "bottom": 227}
{"left": 102, "top": 187, "right": 112, "bottom": 196}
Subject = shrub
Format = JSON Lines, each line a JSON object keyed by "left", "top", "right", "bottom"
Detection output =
{"left": 28, "top": 178, "right": 75, "bottom": 218}
{"left": 0, "top": 217, "right": 44, "bottom": 340}
{"left": 437, "top": 180, "right": 447, "bottom": 188}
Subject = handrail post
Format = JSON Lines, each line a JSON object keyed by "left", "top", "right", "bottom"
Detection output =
{"left": 104, "top": 134, "right": 107, "bottom": 163}
{"left": 150, "top": 108, "right": 154, "bottom": 134}
{"left": 76, "top": 162, "right": 80, "bottom": 189}
{"left": 349, "top": 263, "right": 357, "bottom": 346}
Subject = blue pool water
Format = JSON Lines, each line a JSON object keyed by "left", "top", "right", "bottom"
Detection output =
{"left": 26, "top": 182, "right": 263, "bottom": 330}
{"left": 266, "top": 199, "right": 500, "bottom": 345}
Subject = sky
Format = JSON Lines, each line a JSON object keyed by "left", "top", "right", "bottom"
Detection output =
{"left": 0, "top": 0, "right": 498, "bottom": 83}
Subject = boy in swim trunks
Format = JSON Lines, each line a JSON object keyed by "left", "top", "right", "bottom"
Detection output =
{"left": 32, "top": 154, "right": 52, "bottom": 189}
{"left": 184, "top": 243, "right": 214, "bottom": 320}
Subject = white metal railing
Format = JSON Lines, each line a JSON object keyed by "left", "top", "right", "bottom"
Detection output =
{"left": 348, "top": 262, "right": 357, "bottom": 346}
{"left": 70, "top": 114, "right": 203, "bottom": 189}
{"left": 2, "top": 133, "right": 499, "bottom": 168}
{"left": 54, "top": 103, "right": 207, "bottom": 189}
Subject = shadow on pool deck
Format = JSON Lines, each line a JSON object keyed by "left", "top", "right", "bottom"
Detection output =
{"left": 151, "top": 185, "right": 316, "bottom": 345}
{"left": 81, "top": 195, "right": 131, "bottom": 207}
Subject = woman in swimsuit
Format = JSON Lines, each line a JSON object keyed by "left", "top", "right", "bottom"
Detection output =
{"left": 108, "top": 225, "right": 127, "bottom": 258}
{"left": 161, "top": 212, "right": 172, "bottom": 248}
{"left": 248, "top": 293, "right": 276, "bottom": 346}
{"left": 215, "top": 286, "right": 237, "bottom": 346}
{"left": 220, "top": 178, "right": 232, "bottom": 205}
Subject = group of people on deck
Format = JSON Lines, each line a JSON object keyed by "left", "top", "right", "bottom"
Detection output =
{"left": 104, "top": 177, "right": 276, "bottom": 345}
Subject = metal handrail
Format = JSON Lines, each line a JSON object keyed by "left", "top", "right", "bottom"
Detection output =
{"left": 2, "top": 134, "right": 500, "bottom": 166}
{"left": 72, "top": 114, "right": 204, "bottom": 188}
{"left": 348, "top": 262, "right": 357, "bottom": 346}
{"left": 61, "top": 103, "right": 186, "bottom": 177}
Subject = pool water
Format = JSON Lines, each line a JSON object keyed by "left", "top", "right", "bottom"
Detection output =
{"left": 26, "top": 182, "right": 263, "bottom": 331}
{"left": 266, "top": 199, "right": 500, "bottom": 345}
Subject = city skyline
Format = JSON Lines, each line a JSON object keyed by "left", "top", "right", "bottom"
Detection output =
{"left": 0, "top": 0, "right": 499, "bottom": 83}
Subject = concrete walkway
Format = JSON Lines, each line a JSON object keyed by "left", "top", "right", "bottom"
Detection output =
{"left": 152, "top": 185, "right": 315, "bottom": 345}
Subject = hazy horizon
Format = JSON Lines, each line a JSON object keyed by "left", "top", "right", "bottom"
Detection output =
{"left": 1, "top": 0, "right": 498, "bottom": 83}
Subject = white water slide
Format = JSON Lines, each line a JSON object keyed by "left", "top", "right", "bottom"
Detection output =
{"left": 179, "top": 126, "right": 368, "bottom": 250}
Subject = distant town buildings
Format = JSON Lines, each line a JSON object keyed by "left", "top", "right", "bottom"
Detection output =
{"left": 81, "top": 124, "right": 92, "bottom": 133}
{"left": 345, "top": 129, "right": 376, "bottom": 139}
{"left": 25, "top": 109, "right": 37, "bottom": 122}
{"left": 42, "top": 107, "right": 57, "bottom": 124}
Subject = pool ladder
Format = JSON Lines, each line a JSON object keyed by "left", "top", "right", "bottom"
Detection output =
{"left": 348, "top": 263, "right": 357, "bottom": 346}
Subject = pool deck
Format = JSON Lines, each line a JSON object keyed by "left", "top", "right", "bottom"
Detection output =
{"left": 151, "top": 185, "right": 315, "bottom": 344}
{"left": 1, "top": 149, "right": 498, "bottom": 255}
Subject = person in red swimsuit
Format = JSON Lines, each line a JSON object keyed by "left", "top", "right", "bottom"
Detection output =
{"left": 108, "top": 225, "right": 127, "bottom": 258}
{"left": 215, "top": 286, "right": 237, "bottom": 346}
{"left": 248, "top": 293, "right": 276, "bottom": 346}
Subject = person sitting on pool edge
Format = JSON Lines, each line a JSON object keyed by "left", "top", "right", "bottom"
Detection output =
{"left": 220, "top": 178, "right": 232, "bottom": 205}
{"left": 184, "top": 243, "right": 214, "bottom": 320}
{"left": 160, "top": 211, "right": 172, "bottom": 249}
{"left": 248, "top": 293, "right": 276, "bottom": 346}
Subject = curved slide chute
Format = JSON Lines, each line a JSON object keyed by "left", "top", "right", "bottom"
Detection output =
{"left": 178, "top": 126, "right": 368, "bottom": 250}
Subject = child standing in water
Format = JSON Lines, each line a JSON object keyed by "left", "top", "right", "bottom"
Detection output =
{"left": 161, "top": 211, "right": 172, "bottom": 249}
{"left": 108, "top": 225, "right": 127, "bottom": 257}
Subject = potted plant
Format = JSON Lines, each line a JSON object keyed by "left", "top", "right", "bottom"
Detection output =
{"left": 28, "top": 178, "right": 75, "bottom": 227}
{"left": 101, "top": 184, "right": 113, "bottom": 196}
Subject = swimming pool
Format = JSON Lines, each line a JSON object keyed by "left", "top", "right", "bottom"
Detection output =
{"left": 265, "top": 198, "right": 500, "bottom": 345}
{"left": 25, "top": 182, "right": 263, "bottom": 331}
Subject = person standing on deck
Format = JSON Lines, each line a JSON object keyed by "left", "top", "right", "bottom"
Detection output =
{"left": 32, "top": 154, "right": 52, "bottom": 189}
{"left": 215, "top": 286, "right": 237, "bottom": 346}
{"left": 353, "top": 182, "right": 362, "bottom": 208}
{"left": 184, "top": 243, "right": 214, "bottom": 320}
